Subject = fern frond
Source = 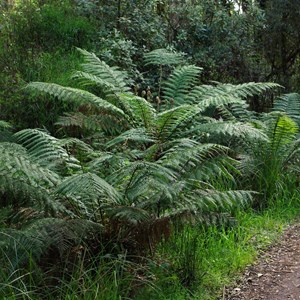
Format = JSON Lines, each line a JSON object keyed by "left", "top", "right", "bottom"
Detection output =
{"left": 273, "top": 93, "right": 300, "bottom": 124}
{"left": 182, "top": 189, "right": 252, "bottom": 212}
{"left": 58, "top": 137, "right": 93, "bottom": 151}
{"left": 14, "top": 129, "right": 80, "bottom": 172}
{"left": 106, "top": 128, "right": 155, "bottom": 148}
{"left": 144, "top": 48, "right": 185, "bottom": 66}
{"left": 228, "top": 102, "right": 253, "bottom": 121}
{"left": 0, "top": 120, "right": 12, "bottom": 129}
{"left": 108, "top": 161, "right": 176, "bottom": 202}
{"left": 217, "top": 82, "right": 280, "bottom": 98}
{"left": 105, "top": 206, "right": 151, "bottom": 225}
{"left": 56, "top": 112, "right": 125, "bottom": 136}
{"left": 56, "top": 173, "right": 121, "bottom": 209}
{"left": 77, "top": 48, "right": 130, "bottom": 92}
{"left": 72, "top": 71, "right": 118, "bottom": 95}
{"left": 0, "top": 143, "right": 61, "bottom": 212}
{"left": 163, "top": 65, "right": 202, "bottom": 105}
{"left": 0, "top": 143, "right": 59, "bottom": 188}
{"left": 87, "top": 151, "right": 129, "bottom": 178}
{"left": 117, "top": 93, "right": 156, "bottom": 128}
{"left": 0, "top": 218, "right": 102, "bottom": 272}
{"left": 270, "top": 114, "right": 298, "bottom": 151}
{"left": 188, "top": 82, "right": 280, "bottom": 107}
{"left": 188, "top": 122, "right": 269, "bottom": 144}
{"left": 26, "top": 82, "right": 125, "bottom": 117}
{"left": 158, "top": 139, "right": 229, "bottom": 177}
{"left": 156, "top": 105, "right": 202, "bottom": 141}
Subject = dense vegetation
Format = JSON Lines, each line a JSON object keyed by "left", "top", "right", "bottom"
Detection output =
{"left": 1, "top": 0, "right": 300, "bottom": 299}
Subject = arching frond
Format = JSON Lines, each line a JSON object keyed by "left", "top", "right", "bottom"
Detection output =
{"left": 77, "top": 48, "right": 130, "bottom": 92}
{"left": 181, "top": 189, "right": 253, "bottom": 212}
{"left": 270, "top": 114, "right": 298, "bottom": 151}
{"left": 72, "top": 71, "right": 118, "bottom": 95}
{"left": 0, "top": 143, "right": 59, "bottom": 188}
{"left": 228, "top": 102, "right": 254, "bottom": 121}
{"left": 106, "top": 128, "right": 155, "bottom": 148}
{"left": 26, "top": 82, "right": 125, "bottom": 117}
{"left": 87, "top": 151, "right": 129, "bottom": 176}
{"left": 0, "top": 218, "right": 102, "bottom": 273}
{"left": 144, "top": 48, "right": 185, "bottom": 66}
{"left": 108, "top": 161, "right": 176, "bottom": 203}
{"left": 0, "top": 143, "right": 60, "bottom": 212}
{"left": 117, "top": 93, "right": 156, "bottom": 128}
{"left": 57, "top": 137, "right": 93, "bottom": 153}
{"left": 217, "top": 82, "right": 281, "bottom": 98}
{"left": 105, "top": 206, "right": 151, "bottom": 225}
{"left": 56, "top": 173, "right": 121, "bottom": 209}
{"left": 156, "top": 105, "right": 202, "bottom": 141}
{"left": 188, "top": 82, "right": 280, "bottom": 107}
{"left": 187, "top": 122, "right": 269, "bottom": 145}
{"left": 158, "top": 139, "right": 230, "bottom": 177}
{"left": 56, "top": 112, "right": 125, "bottom": 137}
{"left": 14, "top": 129, "right": 80, "bottom": 172}
{"left": 163, "top": 65, "right": 202, "bottom": 105}
{"left": 273, "top": 93, "right": 300, "bottom": 124}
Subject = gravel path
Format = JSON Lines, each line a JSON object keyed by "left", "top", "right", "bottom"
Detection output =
{"left": 225, "top": 224, "right": 300, "bottom": 300}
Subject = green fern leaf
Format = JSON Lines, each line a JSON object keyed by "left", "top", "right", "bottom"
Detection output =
{"left": 144, "top": 48, "right": 185, "bottom": 66}
{"left": 117, "top": 93, "right": 156, "bottom": 128}
{"left": 56, "top": 172, "right": 121, "bottom": 207}
{"left": 77, "top": 48, "right": 130, "bottom": 92}
{"left": 163, "top": 65, "right": 202, "bottom": 105}
{"left": 106, "top": 128, "right": 155, "bottom": 148}
{"left": 273, "top": 93, "right": 300, "bottom": 124}
{"left": 26, "top": 82, "right": 125, "bottom": 117}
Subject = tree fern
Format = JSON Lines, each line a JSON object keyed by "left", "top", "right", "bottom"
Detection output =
{"left": 0, "top": 218, "right": 102, "bottom": 275}
{"left": 116, "top": 93, "right": 156, "bottom": 129}
{"left": 26, "top": 82, "right": 125, "bottom": 117}
{"left": 187, "top": 122, "right": 269, "bottom": 145}
{"left": 56, "top": 173, "right": 122, "bottom": 220}
{"left": 238, "top": 113, "right": 300, "bottom": 206}
{"left": 157, "top": 139, "right": 229, "bottom": 177}
{"left": 272, "top": 93, "right": 300, "bottom": 125}
{"left": 155, "top": 105, "right": 202, "bottom": 141}
{"left": 72, "top": 71, "right": 118, "bottom": 96}
{"left": 0, "top": 142, "right": 61, "bottom": 214}
{"left": 187, "top": 82, "right": 280, "bottom": 106}
{"left": 77, "top": 48, "right": 130, "bottom": 92}
{"left": 14, "top": 129, "right": 81, "bottom": 173}
{"left": 56, "top": 112, "right": 125, "bottom": 137}
{"left": 163, "top": 65, "right": 202, "bottom": 105}
{"left": 106, "top": 128, "right": 155, "bottom": 148}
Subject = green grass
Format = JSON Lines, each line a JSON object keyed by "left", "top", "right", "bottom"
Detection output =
{"left": 137, "top": 191, "right": 300, "bottom": 299}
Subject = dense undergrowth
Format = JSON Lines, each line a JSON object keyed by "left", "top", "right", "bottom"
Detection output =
{"left": 1, "top": 194, "right": 299, "bottom": 300}
{"left": 2, "top": 1, "right": 300, "bottom": 299}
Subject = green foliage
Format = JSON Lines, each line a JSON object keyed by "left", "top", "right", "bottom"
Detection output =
{"left": 144, "top": 48, "right": 185, "bottom": 67}
{"left": 163, "top": 65, "right": 203, "bottom": 105}
{"left": 273, "top": 93, "right": 300, "bottom": 125}
{"left": 239, "top": 113, "right": 300, "bottom": 207}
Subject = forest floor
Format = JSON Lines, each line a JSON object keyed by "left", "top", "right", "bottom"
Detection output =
{"left": 225, "top": 223, "right": 300, "bottom": 300}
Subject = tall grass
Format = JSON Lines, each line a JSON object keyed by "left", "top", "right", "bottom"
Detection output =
{"left": 137, "top": 189, "right": 300, "bottom": 300}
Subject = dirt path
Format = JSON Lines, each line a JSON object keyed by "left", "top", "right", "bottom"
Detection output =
{"left": 225, "top": 224, "right": 300, "bottom": 300}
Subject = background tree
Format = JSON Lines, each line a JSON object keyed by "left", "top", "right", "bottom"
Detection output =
{"left": 258, "top": 0, "right": 300, "bottom": 90}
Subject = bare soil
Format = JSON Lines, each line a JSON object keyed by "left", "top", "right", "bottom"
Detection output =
{"left": 225, "top": 224, "right": 300, "bottom": 300}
